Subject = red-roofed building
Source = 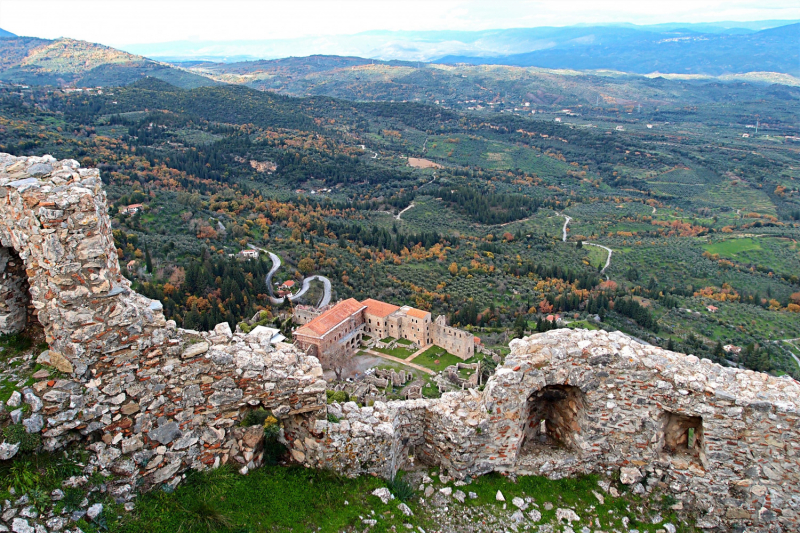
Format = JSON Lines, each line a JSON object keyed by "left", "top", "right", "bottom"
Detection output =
{"left": 120, "top": 203, "right": 143, "bottom": 215}
{"left": 362, "top": 298, "right": 400, "bottom": 339}
{"left": 293, "top": 298, "right": 366, "bottom": 359}
{"left": 292, "top": 297, "right": 476, "bottom": 362}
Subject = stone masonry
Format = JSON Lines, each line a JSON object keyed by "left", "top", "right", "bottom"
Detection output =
{"left": 0, "top": 154, "right": 798, "bottom": 532}
{"left": 289, "top": 328, "right": 800, "bottom": 531}
{"left": 0, "top": 154, "right": 327, "bottom": 495}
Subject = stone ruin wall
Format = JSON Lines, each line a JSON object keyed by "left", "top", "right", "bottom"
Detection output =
{"left": 0, "top": 153, "right": 164, "bottom": 374}
{"left": 1, "top": 154, "right": 798, "bottom": 531}
{"left": 0, "top": 154, "right": 327, "bottom": 495}
{"left": 432, "top": 315, "right": 475, "bottom": 360}
{"left": 288, "top": 327, "right": 800, "bottom": 531}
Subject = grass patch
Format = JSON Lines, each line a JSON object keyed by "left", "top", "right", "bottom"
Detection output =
{"left": 0, "top": 333, "right": 33, "bottom": 358}
{"left": 567, "top": 320, "right": 601, "bottom": 331}
{"left": 374, "top": 346, "right": 416, "bottom": 358}
{"left": 703, "top": 237, "right": 762, "bottom": 257}
{"left": 412, "top": 345, "right": 468, "bottom": 371}
{"left": 112, "top": 466, "right": 422, "bottom": 533}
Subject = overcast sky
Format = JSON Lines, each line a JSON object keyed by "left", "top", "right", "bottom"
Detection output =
{"left": 1, "top": 0, "right": 798, "bottom": 45}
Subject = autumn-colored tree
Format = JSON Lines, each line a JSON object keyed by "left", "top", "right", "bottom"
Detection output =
{"left": 538, "top": 299, "right": 554, "bottom": 314}
{"left": 448, "top": 262, "right": 458, "bottom": 276}
{"left": 298, "top": 257, "right": 315, "bottom": 275}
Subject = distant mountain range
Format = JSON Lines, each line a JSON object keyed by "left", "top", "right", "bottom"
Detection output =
{"left": 439, "top": 24, "right": 800, "bottom": 75}
{"left": 0, "top": 36, "right": 216, "bottom": 88}
{"left": 0, "top": 27, "right": 15, "bottom": 38}
{"left": 116, "top": 21, "right": 800, "bottom": 76}
{"left": 0, "top": 20, "right": 797, "bottom": 91}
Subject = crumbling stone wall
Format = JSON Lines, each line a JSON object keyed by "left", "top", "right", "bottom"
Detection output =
{"left": 0, "top": 154, "right": 327, "bottom": 496}
{"left": 432, "top": 315, "right": 474, "bottom": 359}
{"left": 292, "top": 328, "right": 800, "bottom": 531}
{"left": 0, "top": 153, "right": 167, "bottom": 374}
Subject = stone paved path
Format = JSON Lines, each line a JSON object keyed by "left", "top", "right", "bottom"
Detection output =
{"left": 363, "top": 349, "right": 435, "bottom": 375}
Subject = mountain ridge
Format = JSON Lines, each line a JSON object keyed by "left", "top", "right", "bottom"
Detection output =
{"left": 0, "top": 36, "right": 217, "bottom": 88}
{"left": 438, "top": 23, "right": 800, "bottom": 76}
{"left": 117, "top": 20, "right": 800, "bottom": 74}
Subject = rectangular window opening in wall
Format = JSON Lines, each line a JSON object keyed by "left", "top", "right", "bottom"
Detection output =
{"left": 661, "top": 411, "right": 705, "bottom": 464}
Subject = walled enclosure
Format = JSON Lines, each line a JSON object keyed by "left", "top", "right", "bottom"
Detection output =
{"left": 1, "top": 154, "right": 798, "bottom": 532}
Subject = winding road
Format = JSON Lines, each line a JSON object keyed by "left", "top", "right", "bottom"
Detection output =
{"left": 783, "top": 339, "right": 800, "bottom": 371}
{"left": 251, "top": 247, "right": 332, "bottom": 307}
{"left": 556, "top": 212, "right": 613, "bottom": 279}
{"left": 395, "top": 203, "right": 415, "bottom": 220}
{"left": 360, "top": 144, "right": 378, "bottom": 159}
{"left": 390, "top": 175, "right": 436, "bottom": 221}
{"left": 557, "top": 212, "right": 572, "bottom": 242}
{"left": 582, "top": 242, "right": 613, "bottom": 279}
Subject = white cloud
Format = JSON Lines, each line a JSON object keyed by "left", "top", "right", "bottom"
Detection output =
{"left": 0, "top": 0, "right": 797, "bottom": 45}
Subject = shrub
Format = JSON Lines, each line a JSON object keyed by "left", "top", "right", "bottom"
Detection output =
{"left": 240, "top": 408, "right": 273, "bottom": 428}
{"left": 262, "top": 422, "right": 285, "bottom": 466}
{"left": 179, "top": 498, "right": 232, "bottom": 533}
{"left": 387, "top": 473, "right": 415, "bottom": 502}
{"left": 7, "top": 461, "right": 39, "bottom": 494}
{"left": 331, "top": 391, "right": 348, "bottom": 403}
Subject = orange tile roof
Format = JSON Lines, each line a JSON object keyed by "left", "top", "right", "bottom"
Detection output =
{"left": 406, "top": 308, "right": 430, "bottom": 319}
{"left": 294, "top": 298, "right": 365, "bottom": 338}
{"left": 282, "top": 280, "right": 295, "bottom": 287}
{"left": 361, "top": 298, "right": 400, "bottom": 318}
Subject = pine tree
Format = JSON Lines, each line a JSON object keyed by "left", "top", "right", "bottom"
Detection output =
{"left": 144, "top": 243, "right": 153, "bottom": 274}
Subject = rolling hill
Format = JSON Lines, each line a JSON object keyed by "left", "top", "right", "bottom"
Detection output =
{"left": 0, "top": 27, "right": 15, "bottom": 38}
{"left": 0, "top": 36, "right": 217, "bottom": 88}
{"left": 183, "top": 54, "right": 800, "bottom": 111}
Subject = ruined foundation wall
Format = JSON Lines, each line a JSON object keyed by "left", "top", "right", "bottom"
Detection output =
{"left": 294, "top": 328, "right": 800, "bottom": 531}
{"left": 431, "top": 321, "right": 474, "bottom": 360}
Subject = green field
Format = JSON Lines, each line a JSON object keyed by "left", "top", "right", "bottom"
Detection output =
{"left": 374, "top": 345, "right": 416, "bottom": 358}
{"left": 412, "top": 345, "right": 471, "bottom": 371}
{"left": 703, "top": 237, "right": 763, "bottom": 257}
